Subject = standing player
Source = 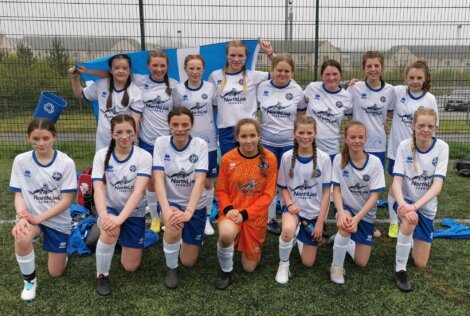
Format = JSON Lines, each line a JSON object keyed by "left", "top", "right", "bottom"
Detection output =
{"left": 275, "top": 116, "right": 331, "bottom": 284}
{"left": 392, "top": 107, "right": 448, "bottom": 292}
{"left": 152, "top": 107, "right": 208, "bottom": 289}
{"left": 386, "top": 60, "right": 438, "bottom": 238}
{"left": 215, "top": 118, "right": 277, "bottom": 290}
{"left": 69, "top": 54, "right": 144, "bottom": 151}
{"left": 330, "top": 121, "right": 385, "bottom": 285}
{"left": 257, "top": 54, "right": 307, "bottom": 235}
{"left": 304, "top": 59, "right": 353, "bottom": 161}
{"left": 174, "top": 55, "right": 218, "bottom": 236}
{"left": 10, "top": 118, "right": 77, "bottom": 301}
{"left": 92, "top": 114, "right": 152, "bottom": 296}
{"left": 209, "top": 39, "right": 275, "bottom": 155}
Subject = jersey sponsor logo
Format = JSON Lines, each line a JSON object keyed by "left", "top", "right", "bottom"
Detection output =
{"left": 190, "top": 102, "right": 208, "bottom": 116}
{"left": 405, "top": 170, "right": 434, "bottom": 190}
{"left": 189, "top": 154, "right": 199, "bottom": 163}
{"left": 289, "top": 180, "right": 318, "bottom": 199}
{"left": 343, "top": 170, "right": 349, "bottom": 177}
{"left": 221, "top": 88, "right": 245, "bottom": 104}
{"left": 110, "top": 176, "right": 136, "bottom": 192}
{"left": 263, "top": 90, "right": 269, "bottom": 96}
{"left": 100, "top": 107, "right": 121, "bottom": 122}
{"left": 164, "top": 154, "right": 171, "bottom": 162}
{"left": 361, "top": 93, "right": 368, "bottom": 100}
{"left": 52, "top": 172, "right": 63, "bottom": 181}
{"left": 129, "top": 165, "right": 137, "bottom": 172}
{"left": 398, "top": 113, "right": 413, "bottom": 127}
{"left": 237, "top": 178, "right": 262, "bottom": 195}
{"left": 24, "top": 170, "right": 31, "bottom": 178}
{"left": 312, "top": 109, "right": 339, "bottom": 124}
{"left": 285, "top": 93, "right": 293, "bottom": 100}
{"left": 201, "top": 93, "right": 208, "bottom": 100}
{"left": 363, "top": 174, "right": 370, "bottom": 181}
{"left": 336, "top": 101, "right": 343, "bottom": 108}
{"left": 145, "top": 95, "right": 171, "bottom": 112}
{"left": 166, "top": 169, "right": 195, "bottom": 186}
{"left": 264, "top": 102, "right": 291, "bottom": 118}
{"left": 380, "top": 96, "right": 386, "bottom": 103}
{"left": 361, "top": 104, "right": 384, "bottom": 116}
{"left": 432, "top": 157, "right": 438, "bottom": 166}
{"left": 28, "top": 184, "right": 60, "bottom": 203}
{"left": 348, "top": 182, "right": 368, "bottom": 196}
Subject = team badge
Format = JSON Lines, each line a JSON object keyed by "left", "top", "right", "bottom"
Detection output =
{"left": 52, "top": 172, "right": 63, "bottom": 181}
{"left": 380, "top": 96, "right": 386, "bottom": 103}
{"left": 336, "top": 101, "right": 343, "bottom": 108}
{"left": 239, "top": 79, "right": 244, "bottom": 85}
{"left": 285, "top": 93, "right": 293, "bottom": 100}
{"left": 363, "top": 174, "right": 370, "bottom": 181}
{"left": 315, "top": 169, "right": 322, "bottom": 177}
{"left": 201, "top": 93, "right": 208, "bottom": 100}
{"left": 259, "top": 162, "right": 269, "bottom": 170}
{"left": 432, "top": 157, "right": 438, "bottom": 166}
{"left": 130, "top": 165, "right": 137, "bottom": 172}
{"left": 189, "top": 154, "right": 198, "bottom": 163}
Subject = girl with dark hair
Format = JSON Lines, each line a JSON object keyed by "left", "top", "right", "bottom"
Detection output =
{"left": 329, "top": 121, "right": 385, "bottom": 285}
{"left": 91, "top": 114, "right": 152, "bottom": 296}
{"left": 275, "top": 116, "right": 332, "bottom": 284}
{"left": 152, "top": 106, "right": 208, "bottom": 289}
{"left": 69, "top": 54, "right": 144, "bottom": 151}
{"left": 10, "top": 119, "right": 77, "bottom": 301}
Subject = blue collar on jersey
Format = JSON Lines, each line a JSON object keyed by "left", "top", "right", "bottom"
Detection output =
{"left": 296, "top": 155, "right": 314, "bottom": 164}
{"left": 348, "top": 152, "right": 370, "bottom": 171}
{"left": 149, "top": 75, "right": 165, "bottom": 84}
{"left": 112, "top": 146, "right": 134, "bottom": 163}
{"left": 365, "top": 79, "right": 385, "bottom": 92}
{"left": 226, "top": 69, "right": 243, "bottom": 76}
{"left": 270, "top": 80, "right": 291, "bottom": 89}
{"left": 184, "top": 80, "right": 204, "bottom": 91}
{"left": 33, "top": 149, "right": 58, "bottom": 168}
{"left": 416, "top": 137, "right": 437, "bottom": 154}
{"left": 322, "top": 83, "right": 342, "bottom": 94}
{"left": 170, "top": 135, "right": 193, "bottom": 152}
{"left": 407, "top": 89, "right": 426, "bottom": 100}
{"left": 113, "top": 87, "right": 126, "bottom": 93}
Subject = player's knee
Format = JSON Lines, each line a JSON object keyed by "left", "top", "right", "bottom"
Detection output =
{"left": 281, "top": 228, "right": 295, "bottom": 241}
{"left": 181, "top": 256, "right": 196, "bottom": 268}
{"left": 242, "top": 264, "right": 256, "bottom": 273}
{"left": 48, "top": 267, "right": 65, "bottom": 277}
{"left": 301, "top": 257, "right": 315, "bottom": 267}
{"left": 121, "top": 260, "right": 140, "bottom": 272}
{"left": 413, "top": 257, "right": 428, "bottom": 269}
{"left": 355, "top": 258, "right": 369, "bottom": 267}
{"left": 218, "top": 233, "right": 234, "bottom": 246}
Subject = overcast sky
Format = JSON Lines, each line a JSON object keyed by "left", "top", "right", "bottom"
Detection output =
{"left": 1, "top": 0, "right": 469, "bottom": 51}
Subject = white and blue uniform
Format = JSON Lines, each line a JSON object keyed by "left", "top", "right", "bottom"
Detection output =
{"left": 209, "top": 69, "right": 269, "bottom": 155}
{"left": 9, "top": 150, "right": 77, "bottom": 252}
{"left": 152, "top": 136, "right": 209, "bottom": 245}
{"left": 304, "top": 82, "right": 353, "bottom": 158}
{"left": 91, "top": 146, "right": 152, "bottom": 248}
{"left": 173, "top": 80, "right": 218, "bottom": 177}
{"left": 83, "top": 79, "right": 144, "bottom": 151}
{"left": 392, "top": 138, "right": 448, "bottom": 242}
{"left": 277, "top": 148, "right": 332, "bottom": 246}
{"left": 133, "top": 74, "right": 179, "bottom": 152}
{"left": 332, "top": 153, "right": 386, "bottom": 245}
{"left": 346, "top": 80, "right": 395, "bottom": 166}
{"left": 258, "top": 80, "right": 307, "bottom": 165}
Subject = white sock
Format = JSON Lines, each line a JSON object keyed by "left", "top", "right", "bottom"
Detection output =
{"left": 347, "top": 239, "right": 356, "bottom": 259}
{"left": 388, "top": 194, "right": 398, "bottom": 225}
{"left": 217, "top": 242, "right": 234, "bottom": 272}
{"left": 395, "top": 231, "right": 412, "bottom": 272}
{"left": 206, "top": 188, "right": 214, "bottom": 217}
{"left": 146, "top": 190, "right": 159, "bottom": 219}
{"left": 332, "top": 233, "right": 349, "bottom": 268}
{"left": 163, "top": 239, "right": 181, "bottom": 269}
{"left": 16, "top": 250, "right": 36, "bottom": 279}
{"left": 279, "top": 236, "right": 293, "bottom": 262}
{"left": 96, "top": 239, "right": 116, "bottom": 276}
{"left": 268, "top": 197, "right": 277, "bottom": 221}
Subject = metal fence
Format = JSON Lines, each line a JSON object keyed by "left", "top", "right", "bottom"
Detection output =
{"left": 0, "top": 0, "right": 469, "bottom": 160}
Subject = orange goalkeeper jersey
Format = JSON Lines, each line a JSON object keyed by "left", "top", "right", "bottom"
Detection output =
{"left": 215, "top": 148, "right": 277, "bottom": 221}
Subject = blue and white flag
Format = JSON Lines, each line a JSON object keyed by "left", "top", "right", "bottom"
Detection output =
{"left": 78, "top": 40, "right": 260, "bottom": 120}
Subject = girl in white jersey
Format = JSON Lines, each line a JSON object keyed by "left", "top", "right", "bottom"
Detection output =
{"left": 386, "top": 60, "right": 438, "bottom": 239}
{"left": 91, "top": 114, "right": 152, "bottom": 296}
{"left": 329, "top": 121, "right": 385, "bottom": 285}
{"left": 69, "top": 54, "right": 144, "bottom": 151}
{"left": 10, "top": 119, "right": 77, "bottom": 301}
{"left": 275, "top": 116, "right": 332, "bottom": 284}
{"left": 392, "top": 108, "right": 448, "bottom": 292}
{"left": 209, "top": 39, "right": 275, "bottom": 155}
{"left": 257, "top": 54, "right": 307, "bottom": 235}
{"left": 133, "top": 50, "right": 179, "bottom": 234}
{"left": 153, "top": 106, "right": 208, "bottom": 289}
{"left": 304, "top": 59, "right": 353, "bottom": 161}
{"left": 174, "top": 55, "right": 218, "bottom": 236}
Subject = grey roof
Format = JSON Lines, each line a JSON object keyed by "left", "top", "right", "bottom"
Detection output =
{"left": 385, "top": 45, "right": 470, "bottom": 59}
{"left": 19, "top": 36, "right": 140, "bottom": 52}
{"left": 270, "top": 40, "right": 332, "bottom": 53}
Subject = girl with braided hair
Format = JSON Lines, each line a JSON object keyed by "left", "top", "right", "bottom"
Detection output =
{"left": 329, "top": 121, "right": 385, "bottom": 285}
{"left": 391, "top": 107, "right": 448, "bottom": 292}
{"left": 275, "top": 115, "right": 332, "bottom": 284}
{"left": 69, "top": 54, "right": 144, "bottom": 151}
{"left": 91, "top": 114, "right": 152, "bottom": 296}
{"left": 215, "top": 118, "right": 277, "bottom": 290}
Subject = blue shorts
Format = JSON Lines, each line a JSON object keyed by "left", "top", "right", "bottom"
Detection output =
{"left": 392, "top": 202, "right": 434, "bottom": 243}
{"left": 263, "top": 144, "right": 293, "bottom": 169}
{"left": 107, "top": 208, "right": 145, "bottom": 249}
{"left": 207, "top": 150, "right": 219, "bottom": 178}
{"left": 138, "top": 138, "right": 154, "bottom": 156}
{"left": 178, "top": 207, "right": 205, "bottom": 246}
{"left": 39, "top": 224, "right": 70, "bottom": 253}
{"left": 341, "top": 207, "right": 375, "bottom": 246}
{"left": 368, "top": 151, "right": 386, "bottom": 169}
{"left": 296, "top": 216, "right": 319, "bottom": 246}
{"left": 387, "top": 158, "right": 395, "bottom": 175}
{"left": 218, "top": 127, "right": 237, "bottom": 156}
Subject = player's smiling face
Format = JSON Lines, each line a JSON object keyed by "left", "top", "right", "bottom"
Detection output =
{"left": 405, "top": 68, "right": 426, "bottom": 93}
{"left": 28, "top": 128, "right": 56, "bottom": 154}
{"left": 321, "top": 65, "right": 341, "bottom": 91}
{"left": 112, "top": 121, "right": 136, "bottom": 149}
{"left": 227, "top": 47, "right": 247, "bottom": 72}
{"left": 148, "top": 56, "right": 168, "bottom": 81}
{"left": 185, "top": 59, "right": 204, "bottom": 83}
{"left": 110, "top": 58, "right": 130, "bottom": 84}
{"left": 273, "top": 61, "right": 293, "bottom": 86}
{"left": 364, "top": 57, "right": 383, "bottom": 82}
{"left": 294, "top": 123, "right": 316, "bottom": 149}
{"left": 413, "top": 114, "right": 436, "bottom": 144}
{"left": 236, "top": 123, "right": 260, "bottom": 157}
{"left": 169, "top": 114, "right": 193, "bottom": 145}
{"left": 344, "top": 125, "right": 367, "bottom": 153}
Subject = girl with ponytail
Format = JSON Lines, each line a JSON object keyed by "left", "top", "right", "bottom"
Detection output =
{"left": 329, "top": 121, "right": 385, "bottom": 285}
{"left": 275, "top": 115, "right": 332, "bottom": 284}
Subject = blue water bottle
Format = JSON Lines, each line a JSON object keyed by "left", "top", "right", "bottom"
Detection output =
{"left": 301, "top": 219, "right": 315, "bottom": 241}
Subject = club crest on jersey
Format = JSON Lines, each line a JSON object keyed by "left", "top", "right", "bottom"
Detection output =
{"left": 200, "top": 93, "right": 207, "bottom": 100}
{"left": 52, "top": 172, "right": 63, "bottom": 181}
{"left": 285, "top": 93, "right": 293, "bottom": 100}
{"left": 361, "top": 93, "right": 368, "bottom": 99}
{"left": 315, "top": 169, "right": 322, "bottom": 177}
{"left": 380, "top": 96, "right": 386, "bottom": 103}
{"left": 164, "top": 154, "right": 171, "bottom": 162}
{"left": 314, "top": 94, "right": 321, "bottom": 100}
{"left": 263, "top": 90, "right": 269, "bottom": 96}
{"left": 343, "top": 170, "right": 349, "bottom": 177}
{"left": 363, "top": 174, "right": 370, "bottom": 182}
{"left": 189, "top": 154, "right": 199, "bottom": 163}
{"left": 432, "top": 157, "right": 438, "bottom": 166}
{"left": 129, "top": 165, "right": 137, "bottom": 172}
{"left": 406, "top": 156, "right": 413, "bottom": 164}
{"left": 259, "top": 162, "right": 269, "bottom": 170}
{"left": 237, "top": 179, "right": 262, "bottom": 195}
{"left": 336, "top": 101, "right": 343, "bottom": 108}
{"left": 24, "top": 170, "right": 31, "bottom": 178}
{"left": 238, "top": 79, "right": 244, "bottom": 85}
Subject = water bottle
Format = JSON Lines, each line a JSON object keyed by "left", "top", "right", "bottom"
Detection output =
{"left": 301, "top": 219, "right": 315, "bottom": 241}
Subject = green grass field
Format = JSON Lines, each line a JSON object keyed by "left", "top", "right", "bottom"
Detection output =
{"left": 0, "top": 158, "right": 469, "bottom": 315}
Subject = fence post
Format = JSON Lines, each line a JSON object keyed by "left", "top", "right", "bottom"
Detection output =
{"left": 139, "top": 0, "right": 146, "bottom": 51}
{"left": 313, "top": 0, "right": 320, "bottom": 81}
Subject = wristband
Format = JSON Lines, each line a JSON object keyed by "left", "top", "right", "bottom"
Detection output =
{"left": 223, "top": 205, "right": 234, "bottom": 216}
{"left": 286, "top": 203, "right": 294, "bottom": 209}
{"left": 239, "top": 210, "right": 248, "bottom": 222}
